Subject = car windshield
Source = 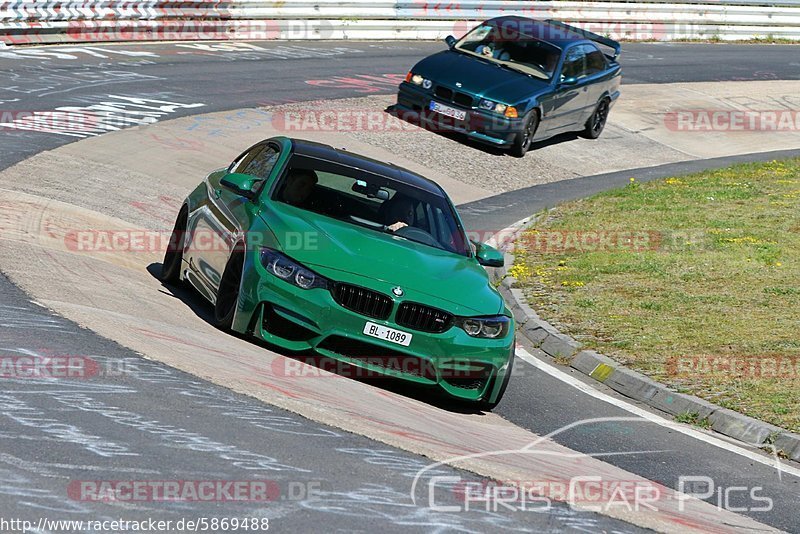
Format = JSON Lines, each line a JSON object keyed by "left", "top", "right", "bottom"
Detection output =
{"left": 273, "top": 155, "right": 471, "bottom": 257}
{"left": 454, "top": 23, "right": 561, "bottom": 80}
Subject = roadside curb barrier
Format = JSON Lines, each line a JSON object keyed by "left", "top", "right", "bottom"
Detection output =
{"left": 490, "top": 212, "right": 800, "bottom": 463}
{"left": 2, "top": 0, "right": 800, "bottom": 44}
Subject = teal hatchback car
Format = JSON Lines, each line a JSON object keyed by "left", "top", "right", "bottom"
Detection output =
{"left": 396, "top": 17, "right": 622, "bottom": 156}
{"left": 162, "top": 137, "right": 515, "bottom": 409}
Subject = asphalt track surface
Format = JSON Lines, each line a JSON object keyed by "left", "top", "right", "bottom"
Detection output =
{"left": 1, "top": 40, "right": 799, "bottom": 532}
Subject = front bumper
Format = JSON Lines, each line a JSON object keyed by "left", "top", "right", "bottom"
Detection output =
{"left": 236, "top": 256, "right": 515, "bottom": 404}
{"left": 396, "top": 81, "right": 523, "bottom": 148}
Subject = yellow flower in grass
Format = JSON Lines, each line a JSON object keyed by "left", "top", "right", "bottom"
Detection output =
{"left": 508, "top": 264, "right": 531, "bottom": 280}
{"left": 665, "top": 178, "right": 685, "bottom": 185}
{"left": 561, "top": 280, "right": 585, "bottom": 288}
{"left": 719, "top": 236, "right": 774, "bottom": 245}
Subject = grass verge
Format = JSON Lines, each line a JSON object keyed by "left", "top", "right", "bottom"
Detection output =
{"left": 512, "top": 159, "right": 800, "bottom": 432}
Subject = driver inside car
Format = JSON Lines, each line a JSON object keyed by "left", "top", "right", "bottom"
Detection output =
{"left": 281, "top": 169, "right": 318, "bottom": 208}
{"left": 476, "top": 41, "right": 510, "bottom": 61}
{"left": 383, "top": 195, "right": 415, "bottom": 233}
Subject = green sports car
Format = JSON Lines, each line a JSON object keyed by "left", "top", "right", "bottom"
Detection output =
{"left": 162, "top": 137, "right": 515, "bottom": 409}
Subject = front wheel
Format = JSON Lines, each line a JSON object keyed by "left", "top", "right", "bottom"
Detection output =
{"left": 581, "top": 98, "right": 610, "bottom": 139}
{"left": 509, "top": 112, "right": 539, "bottom": 158}
{"left": 214, "top": 246, "right": 244, "bottom": 331}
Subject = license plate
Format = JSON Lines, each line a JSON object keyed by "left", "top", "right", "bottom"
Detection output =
{"left": 363, "top": 322, "right": 413, "bottom": 347}
{"left": 429, "top": 101, "right": 467, "bottom": 120}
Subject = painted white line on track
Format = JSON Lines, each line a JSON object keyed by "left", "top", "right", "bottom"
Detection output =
{"left": 515, "top": 347, "right": 800, "bottom": 480}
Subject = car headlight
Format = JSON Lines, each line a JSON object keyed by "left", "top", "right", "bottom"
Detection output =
{"left": 405, "top": 72, "right": 432, "bottom": 89}
{"left": 479, "top": 99, "right": 512, "bottom": 116}
{"left": 457, "top": 316, "right": 511, "bottom": 339}
{"left": 260, "top": 248, "right": 328, "bottom": 290}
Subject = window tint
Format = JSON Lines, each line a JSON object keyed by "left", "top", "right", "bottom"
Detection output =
{"left": 561, "top": 46, "right": 587, "bottom": 81}
{"left": 583, "top": 44, "right": 607, "bottom": 75}
{"left": 241, "top": 145, "right": 279, "bottom": 180}
{"left": 228, "top": 145, "right": 259, "bottom": 174}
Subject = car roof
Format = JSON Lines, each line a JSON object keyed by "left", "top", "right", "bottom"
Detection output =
{"left": 483, "top": 16, "right": 591, "bottom": 49}
{"left": 288, "top": 138, "right": 446, "bottom": 197}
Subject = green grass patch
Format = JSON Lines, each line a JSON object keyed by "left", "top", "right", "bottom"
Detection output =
{"left": 514, "top": 159, "right": 800, "bottom": 431}
{"left": 675, "top": 412, "right": 713, "bottom": 430}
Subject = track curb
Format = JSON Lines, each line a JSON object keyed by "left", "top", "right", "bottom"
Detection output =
{"left": 492, "top": 214, "right": 800, "bottom": 464}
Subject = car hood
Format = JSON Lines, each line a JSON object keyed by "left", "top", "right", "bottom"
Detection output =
{"left": 413, "top": 50, "right": 551, "bottom": 104}
{"left": 260, "top": 203, "right": 504, "bottom": 315}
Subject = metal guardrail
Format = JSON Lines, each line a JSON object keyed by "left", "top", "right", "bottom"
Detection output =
{"left": 1, "top": 0, "right": 799, "bottom": 45}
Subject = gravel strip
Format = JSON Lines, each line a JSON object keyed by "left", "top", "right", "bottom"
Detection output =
{"left": 264, "top": 95, "right": 690, "bottom": 194}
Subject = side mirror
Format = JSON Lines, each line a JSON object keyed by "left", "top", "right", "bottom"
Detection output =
{"left": 445, "top": 35, "right": 457, "bottom": 49}
{"left": 560, "top": 76, "right": 578, "bottom": 87}
{"left": 220, "top": 172, "right": 259, "bottom": 200}
{"left": 472, "top": 241, "right": 504, "bottom": 268}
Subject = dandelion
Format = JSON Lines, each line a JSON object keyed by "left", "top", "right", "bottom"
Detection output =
{"left": 508, "top": 264, "right": 531, "bottom": 280}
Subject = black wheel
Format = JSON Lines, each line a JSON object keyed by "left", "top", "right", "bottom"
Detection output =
{"left": 214, "top": 246, "right": 245, "bottom": 331}
{"left": 582, "top": 98, "right": 610, "bottom": 139}
{"left": 475, "top": 352, "right": 514, "bottom": 411}
{"left": 161, "top": 207, "right": 188, "bottom": 284}
{"left": 509, "top": 112, "right": 539, "bottom": 158}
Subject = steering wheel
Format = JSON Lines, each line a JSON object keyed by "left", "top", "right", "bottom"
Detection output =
{"left": 392, "top": 226, "right": 441, "bottom": 248}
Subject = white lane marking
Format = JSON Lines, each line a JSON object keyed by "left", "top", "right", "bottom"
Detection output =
{"left": 515, "top": 347, "right": 800, "bottom": 480}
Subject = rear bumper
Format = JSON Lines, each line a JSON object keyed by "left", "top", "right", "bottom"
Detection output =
{"left": 396, "top": 82, "right": 524, "bottom": 148}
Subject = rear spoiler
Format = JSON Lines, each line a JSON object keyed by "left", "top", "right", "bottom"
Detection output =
{"left": 544, "top": 19, "right": 621, "bottom": 60}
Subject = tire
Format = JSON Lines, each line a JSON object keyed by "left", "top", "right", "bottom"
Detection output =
{"left": 214, "top": 246, "right": 245, "bottom": 331}
{"left": 161, "top": 207, "right": 188, "bottom": 284}
{"left": 475, "top": 353, "right": 514, "bottom": 411}
{"left": 581, "top": 97, "right": 610, "bottom": 139}
{"left": 508, "top": 111, "right": 539, "bottom": 158}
